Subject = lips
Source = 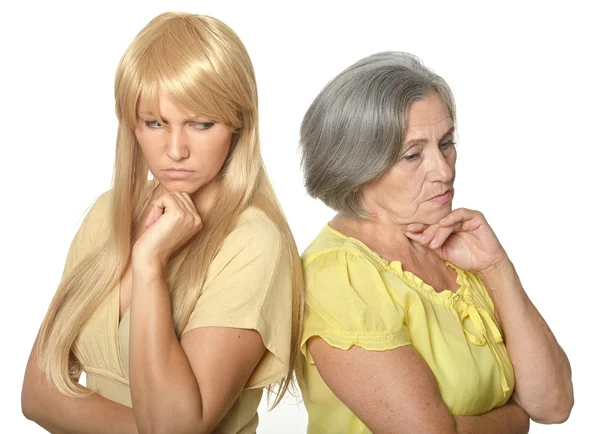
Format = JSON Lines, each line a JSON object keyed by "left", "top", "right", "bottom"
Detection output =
{"left": 165, "top": 167, "right": 193, "bottom": 172}
{"left": 163, "top": 169, "right": 194, "bottom": 179}
{"left": 428, "top": 190, "right": 453, "bottom": 204}
{"left": 430, "top": 190, "right": 449, "bottom": 200}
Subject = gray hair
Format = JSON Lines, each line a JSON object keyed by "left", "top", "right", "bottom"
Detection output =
{"left": 299, "top": 51, "right": 456, "bottom": 219}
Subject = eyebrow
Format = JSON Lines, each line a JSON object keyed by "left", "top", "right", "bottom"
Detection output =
{"left": 138, "top": 112, "right": 212, "bottom": 124}
{"left": 401, "top": 126, "right": 455, "bottom": 149}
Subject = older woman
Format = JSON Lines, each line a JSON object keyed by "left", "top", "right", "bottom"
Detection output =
{"left": 298, "top": 52, "right": 573, "bottom": 434}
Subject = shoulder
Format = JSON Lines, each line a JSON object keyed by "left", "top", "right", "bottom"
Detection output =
{"left": 207, "top": 206, "right": 288, "bottom": 280}
{"left": 73, "top": 189, "right": 112, "bottom": 246}
{"left": 82, "top": 190, "right": 112, "bottom": 227}
{"left": 223, "top": 206, "right": 284, "bottom": 251}
{"left": 300, "top": 227, "right": 394, "bottom": 310}
{"left": 301, "top": 225, "right": 383, "bottom": 275}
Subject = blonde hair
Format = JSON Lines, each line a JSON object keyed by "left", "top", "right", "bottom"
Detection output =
{"left": 37, "top": 12, "right": 304, "bottom": 407}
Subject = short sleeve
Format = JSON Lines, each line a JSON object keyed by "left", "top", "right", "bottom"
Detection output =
{"left": 61, "top": 191, "right": 111, "bottom": 279}
{"left": 301, "top": 250, "right": 411, "bottom": 364}
{"left": 182, "top": 209, "right": 293, "bottom": 389}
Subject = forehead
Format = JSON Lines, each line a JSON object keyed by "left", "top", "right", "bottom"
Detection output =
{"left": 404, "top": 91, "right": 453, "bottom": 140}
{"left": 137, "top": 88, "right": 194, "bottom": 117}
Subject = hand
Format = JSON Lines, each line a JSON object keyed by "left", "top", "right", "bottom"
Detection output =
{"left": 132, "top": 191, "right": 203, "bottom": 267}
{"left": 405, "top": 208, "right": 508, "bottom": 274}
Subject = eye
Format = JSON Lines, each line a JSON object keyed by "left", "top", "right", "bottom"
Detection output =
{"left": 145, "top": 120, "right": 162, "bottom": 129}
{"left": 192, "top": 122, "right": 215, "bottom": 130}
{"left": 440, "top": 140, "right": 456, "bottom": 149}
{"left": 402, "top": 153, "right": 420, "bottom": 161}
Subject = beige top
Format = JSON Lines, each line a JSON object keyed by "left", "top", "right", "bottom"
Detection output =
{"left": 61, "top": 191, "right": 292, "bottom": 433}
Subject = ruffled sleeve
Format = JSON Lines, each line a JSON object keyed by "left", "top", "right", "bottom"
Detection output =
{"left": 301, "top": 249, "right": 411, "bottom": 363}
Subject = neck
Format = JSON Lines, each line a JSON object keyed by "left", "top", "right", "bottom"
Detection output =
{"left": 330, "top": 213, "right": 442, "bottom": 268}
{"left": 191, "top": 179, "right": 220, "bottom": 218}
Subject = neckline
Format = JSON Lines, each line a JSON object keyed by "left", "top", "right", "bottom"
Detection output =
{"left": 117, "top": 281, "right": 130, "bottom": 332}
{"left": 324, "top": 222, "right": 467, "bottom": 298}
{"left": 114, "top": 282, "right": 129, "bottom": 378}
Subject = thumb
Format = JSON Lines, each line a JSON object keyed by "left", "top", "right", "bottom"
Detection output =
{"left": 144, "top": 203, "right": 164, "bottom": 228}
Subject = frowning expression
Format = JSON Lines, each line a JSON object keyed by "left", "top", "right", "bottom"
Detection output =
{"left": 135, "top": 89, "right": 234, "bottom": 199}
{"left": 361, "top": 91, "right": 456, "bottom": 225}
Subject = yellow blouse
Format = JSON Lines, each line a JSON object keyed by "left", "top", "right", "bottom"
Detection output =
{"left": 60, "top": 191, "right": 293, "bottom": 434}
{"left": 300, "top": 224, "right": 515, "bottom": 434}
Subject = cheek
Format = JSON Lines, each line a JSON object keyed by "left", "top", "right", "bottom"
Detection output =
{"left": 193, "top": 133, "right": 231, "bottom": 173}
{"left": 135, "top": 130, "right": 161, "bottom": 168}
{"left": 383, "top": 165, "right": 422, "bottom": 202}
{"left": 211, "top": 132, "right": 233, "bottom": 162}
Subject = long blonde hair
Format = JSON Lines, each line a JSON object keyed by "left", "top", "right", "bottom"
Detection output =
{"left": 37, "top": 12, "right": 304, "bottom": 407}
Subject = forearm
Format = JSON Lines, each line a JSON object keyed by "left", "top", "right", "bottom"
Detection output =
{"left": 22, "top": 361, "right": 137, "bottom": 434}
{"left": 454, "top": 400, "right": 529, "bottom": 434}
{"left": 129, "top": 261, "right": 203, "bottom": 434}
{"left": 478, "top": 260, "right": 573, "bottom": 423}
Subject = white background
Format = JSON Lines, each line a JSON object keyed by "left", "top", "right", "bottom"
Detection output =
{"left": 1, "top": 1, "right": 598, "bottom": 432}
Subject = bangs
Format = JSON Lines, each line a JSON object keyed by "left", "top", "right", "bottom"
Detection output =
{"left": 118, "top": 14, "right": 243, "bottom": 131}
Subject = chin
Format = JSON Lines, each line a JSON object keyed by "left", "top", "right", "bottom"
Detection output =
{"left": 159, "top": 179, "right": 205, "bottom": 196}
{"left": 422, "top": 204, "right": 453, "bottom": 225}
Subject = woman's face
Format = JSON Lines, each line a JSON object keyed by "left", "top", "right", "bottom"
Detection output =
{"left": 361, "top": 91, "right": 456, "bottom": 225}
{"left": 135, "top": 89, "right": 233, "bottom": 199}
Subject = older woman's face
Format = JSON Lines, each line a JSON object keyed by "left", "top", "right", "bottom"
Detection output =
{"left": 361, "top": 91, "right": 456, "bottom": 225}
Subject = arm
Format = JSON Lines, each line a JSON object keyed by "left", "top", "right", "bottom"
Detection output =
{"left": 455, "top": 401, "right": 529, "bottom": 434}
{"left": 129, "top": 263, "right": 266, "bottom": 434}
{"left": 22, "top": 336, "right": 138, "bottom": 434}
{"left": 308, "top": 338, "right": 529, "bottom": 434}
{"left": 407, "top": 208, "right": 574, "bottom": 424}
{"left": 129, "top": 192, "right": 267, "bottom": 434}
{"left": 477, "top": 259, "right": 573, "bottom": 423}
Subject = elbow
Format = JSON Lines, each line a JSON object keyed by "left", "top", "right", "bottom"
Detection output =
{"left": 140, "top": 411, "right": 209, "bottom": 434}
{"left": 529, "top": 393, "right": 574, "bottom": 425}
{"left": 21, "top": 391, "right": 42, "bottom": 424}
{"left": 21, "top": 376, "right": 40, "bottom": 422}
{"left": 147, "top": 422, "right": 209, "bottom": 434}
{"left": 21, "top": 398, "right": 35, "bottom": 422}
{"left": 532, "top": 403, "right": 573, "bottom": 425}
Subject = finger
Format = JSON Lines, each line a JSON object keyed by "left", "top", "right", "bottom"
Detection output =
{"left": 407, "top": 223, "right": 427, "bottom": 233}
{"left": 419, "top": 224, "right": 440, "bottom": 245}
{"left": 172, "top": 193, "right": 203, "bottom": 232}
{"left": 405, "top": 231, "right": 424, "bottom": 243}
{"left": 144, "top": 204, "right": 164, "bottom": 228}
{"left": 406, "top": 224, "right": 439, "bottom": 245}
{"left": 169, "top": 192, "right": 190, "bottom": 213}
{"left": 438, "top": 208, "right": 478, "bottom": 228}
{"left": 181, "top": 193, "right": 203, "bottom": 228}
{"left": 429, "top": 223, "right": 460, "bottom": 249}
{"left": 151, "top": 193, "right": 180, "bottom": 212}
{"left": 173, "top": 192, "right": 198, "bottom": 217}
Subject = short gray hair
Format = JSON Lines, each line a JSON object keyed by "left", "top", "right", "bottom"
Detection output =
{"left": 300, "top": 51, "right": 456, "bottom": 218}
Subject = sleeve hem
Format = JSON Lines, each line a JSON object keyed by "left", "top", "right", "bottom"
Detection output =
{"left": 301, "top": 327, "right": 411, "bottom": 364}
{"left": 181, "top": 320, "right": 288, "bottom": 389}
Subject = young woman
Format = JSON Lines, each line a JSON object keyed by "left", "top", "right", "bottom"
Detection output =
{"left": 22, "top": 12, "right": 303, "bottom": 434}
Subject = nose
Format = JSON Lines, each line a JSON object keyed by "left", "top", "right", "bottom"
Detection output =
{"left": 166, "top": 128, "right": 189, "bottom": 161}
{"left": 426, "top": 148, "right": 454, "bottom": 183}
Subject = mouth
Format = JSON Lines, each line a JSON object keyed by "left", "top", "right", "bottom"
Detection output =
{"left": 163, "top": 169, "right": 194, "bottom": 180}
{"left": 428, "top": 190, "right": 453, "bottom": 204}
